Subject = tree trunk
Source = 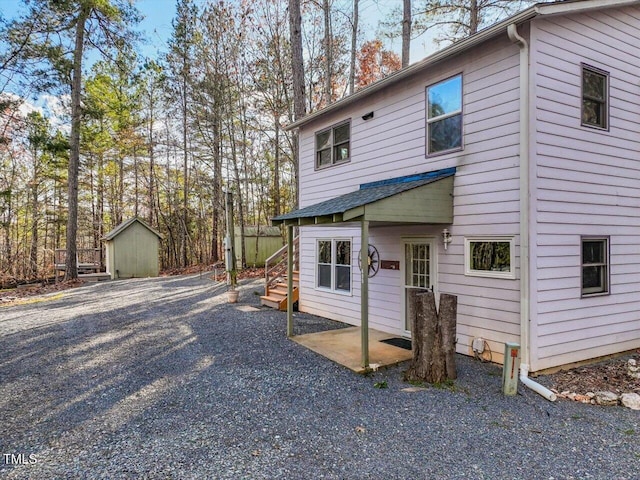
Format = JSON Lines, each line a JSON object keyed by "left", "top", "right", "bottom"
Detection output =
{"left": 402, "top": 0, "right": 411, "bottom": 68}
{"left": 404, "top": 291, "right": 457, "bottom": 384}
{"left": 227, "top": 122, "right": 246, "bottom": 269}
{"left": 181, "top": 74, "right": 189, "bottom": 268}
{"left": 29, "top": 181, "right": 38, "bottom": 278}
{"left": 65, "top": 5, "right": 90, "bottom": 281}
{"left": 288, "top": 0, "right": 305, "bottom": 207}
{"left": 273, "top": 118, "right": 281, "bottom": 217}
{"left": 440, "top": 293, "right": 458, "bottom": 380}
{"left": 469, "top": 0, "right": 479, "bottom": 35}
{"left": 349, "top": 0, "right": 359, "bottom": 95}
{"left": 97, "top": 152, "right": 104, "bottom": 267}
{"left": 322, "top": 0, "right": 332, "bottom": 105}
{"left": 148, "top": 99, "right": 155, "bottom": 226}
{"left": 133, "top": 146, "right": 139, "bottom": 217}
{"left": 117, "top": 149, "right": 124, "bottom": 225}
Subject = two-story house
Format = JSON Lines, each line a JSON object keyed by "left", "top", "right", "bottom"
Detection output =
{"left": 271, "top": 0, "right": 640, "bottom": 377}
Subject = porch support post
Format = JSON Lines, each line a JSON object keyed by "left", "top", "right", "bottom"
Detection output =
{"left": 361, "top": 220, "right": 369, "bottom": 368}
{"left": 286, "top": 224, "right": 294, "bottom": 337}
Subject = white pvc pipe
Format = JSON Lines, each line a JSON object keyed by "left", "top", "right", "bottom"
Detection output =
{"left": 508, "top": 24, "right": 555, "bottom": 402}
{"left": 520, "top": 364, "right": 557, "bottom": 402}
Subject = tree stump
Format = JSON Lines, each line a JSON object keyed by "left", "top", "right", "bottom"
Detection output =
{"left": 404, "top": 291, "right": 457, "bottom": 384}
{"left": 440, "top": 294, "right": 457, "bottom": 380}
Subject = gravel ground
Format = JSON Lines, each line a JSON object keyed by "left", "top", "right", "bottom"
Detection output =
{"left": 0, "top": 274, "right": 638, "bottom": 480}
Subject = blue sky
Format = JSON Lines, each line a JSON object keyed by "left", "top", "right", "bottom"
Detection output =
{"left": 0, "top": 0, "right": 178, "bottom": 60}
{"left": 134, "top": 0, "right": 177, "bottom": 59}
{"left": 0, "top": 0, "right": 435, "bottom": 65}
{"left": 131, "top": 0, "right": 433, "bottom": 62}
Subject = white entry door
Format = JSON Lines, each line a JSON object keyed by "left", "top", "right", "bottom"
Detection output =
{"left": 402, "top": 238, "right": 437, "bottom": 334}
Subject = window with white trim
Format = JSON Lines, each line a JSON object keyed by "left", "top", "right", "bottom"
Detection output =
{"left": 316, "top": 121, "right": 350, "bottom": 169}
{"left": 464, "top": 237, "right": 515, "bottom": 279}
{"left": 427, "top": 74, "right": 462, "bottom": 155}
{"left": 581, "top": 65, "right": 608, "bottom": 130}
{"left": 581, "top": 237, "right": 609, "bottom": 296}
{"left": 316, "top": 239, "right": 352, "bottom": 293}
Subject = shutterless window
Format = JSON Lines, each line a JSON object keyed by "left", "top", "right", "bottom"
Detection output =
{"left": 582, "top": 66, "right": 608, "bottom": 129}
{"left": 316, "top": 239, "right": 351, "bottom": 293}
{"left": 334, "top": 240, "right": 351, "bottom": 292}
{"left": 581, "top": 237, "right": 609, "bottom": 296}
{"left": 316, "top": 122, "right": 350, "bottom": 168}
{"left": 317, "top": 240, "right": 332, "bottom": 289}
{"left": 464, "top": 237, "right": 515, "bottom": 279}
{"left": 427, "top": 74, "right": 462, "bottom": 155}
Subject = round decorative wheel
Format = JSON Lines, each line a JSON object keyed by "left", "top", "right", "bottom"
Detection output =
{"left": 358, "top": 244, "right": 380, "bottom": 278}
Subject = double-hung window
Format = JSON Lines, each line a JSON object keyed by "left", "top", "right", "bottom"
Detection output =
{"left": 581, "top": 237, "right": 609, "bottom": 296}
{"left": 317, "top": 239, "right": 352, "bottom": 293}
{"left": 316, "top": 121, "right": 350, "bottom": 169}
{"left": 427, "top": 74, "right": 463, "bottom": 155}
{"left": 581, "top": 65, "right": 608, "bottom": 130}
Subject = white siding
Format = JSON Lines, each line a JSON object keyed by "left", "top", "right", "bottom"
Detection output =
{"left": 298, "top": 34, "right": 523, "bottom": 363}
{"left": 530, "top": 6, "right": 640, "bottom": 370}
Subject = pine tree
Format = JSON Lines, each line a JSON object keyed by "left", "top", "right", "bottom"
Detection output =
{"left": 415, "top": 0, "right": 542, "bottom": 45}
{"left": 166, "top": 0, "right": 199, "bottom": 268}
{"left": 3, "top": 0, "right": 140, "bottom": 280}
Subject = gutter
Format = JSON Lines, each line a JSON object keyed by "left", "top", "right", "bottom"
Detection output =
{"left": 507, "top": 23, "right": 556, "bottom": 402}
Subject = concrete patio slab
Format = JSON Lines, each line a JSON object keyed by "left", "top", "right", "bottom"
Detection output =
{"left": 291, "top": 326, "right": 413, "bottom": 373}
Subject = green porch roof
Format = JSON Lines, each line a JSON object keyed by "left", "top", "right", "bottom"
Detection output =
{"left": 272, "top": 167, "right": 455, "bottom": 227}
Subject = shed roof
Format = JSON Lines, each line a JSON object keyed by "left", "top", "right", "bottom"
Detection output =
{"left": 103, "top": 217, "right": 163, "bottom": 241}
{"left": 272, "top": 167, "right": 455, "bottom": 227}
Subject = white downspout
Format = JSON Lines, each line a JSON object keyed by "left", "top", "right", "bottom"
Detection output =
{"left": 507, "top": 23, "right": 557, "bottom": 402}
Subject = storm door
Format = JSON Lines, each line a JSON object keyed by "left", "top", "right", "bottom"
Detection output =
{"left": 402, "top": 238, "right": 436, "bottom": 334}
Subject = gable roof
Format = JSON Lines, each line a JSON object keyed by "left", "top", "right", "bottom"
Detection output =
{"left": 272, "top": 167, "right": 455, "bottom": 226}
{"left": 103, "top": 217, "right": 163, "bottom": 241}
{"left": 286, "top": 0, "right": 639, "bottom": 131}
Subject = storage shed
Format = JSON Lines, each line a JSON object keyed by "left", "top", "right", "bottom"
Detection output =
{"left": 103, "top": 217, "right": 162, "bottom": 279}
{"left": 234, "top": 226, "right": 283, "bottom": 267}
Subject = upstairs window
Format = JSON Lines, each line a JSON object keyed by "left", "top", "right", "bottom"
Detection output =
{"left": 427, "top": 74, "right": 462, "bottom": 155}
{"left": 316, "top": 121, "right": 350, "bottom": 169}
{"left": 581, "top": 65, "right": 608, "bottom": 130}
{"left": 581, "top": 237, "right": 609, "bottom": 296}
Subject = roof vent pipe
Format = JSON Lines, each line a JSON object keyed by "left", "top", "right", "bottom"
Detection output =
{"left": 508, "top": 23, "right": 556, "bottom": 402}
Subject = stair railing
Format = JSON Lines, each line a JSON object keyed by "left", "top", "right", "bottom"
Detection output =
{"left": 265, "top": 236, "right": 299, "bottom": 296}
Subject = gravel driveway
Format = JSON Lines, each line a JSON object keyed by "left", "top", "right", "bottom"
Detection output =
{"left": 0, "top": 274, "right": 638, "bottom": 479}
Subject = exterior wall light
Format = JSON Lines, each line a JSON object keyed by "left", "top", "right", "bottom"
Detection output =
{"left": 442, "top": 228, "right": 452, "bottom": 251}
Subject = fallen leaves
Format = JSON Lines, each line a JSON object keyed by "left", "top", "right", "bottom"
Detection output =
{"left": 546, "top": 352, "right": 640, "bottom": 406}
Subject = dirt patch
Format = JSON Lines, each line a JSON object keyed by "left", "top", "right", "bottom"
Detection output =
{"left": 1, "top": 267, "right": 265, "bottom": 305}
{"left": 161, "top": 265, "right": 265, "bottom": 282}
{"left": 209, "top": 267, "right": 265, "bottom": 282}
{"left": 0, "top": 280, "right": 84, "bottom": 306}
{"left": 543, "top": 351, "right": 640, "bottom": 399}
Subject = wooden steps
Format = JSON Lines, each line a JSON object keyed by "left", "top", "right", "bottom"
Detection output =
{"left": 79, "top": 272, "right": 111, "bottom": 282}
{"left": 260, "top": 271, "right": 299, "bottom": 310}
